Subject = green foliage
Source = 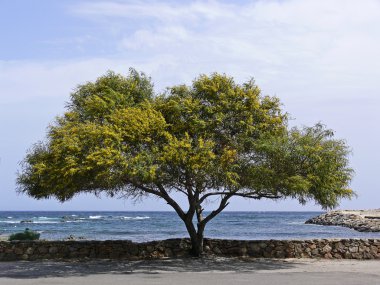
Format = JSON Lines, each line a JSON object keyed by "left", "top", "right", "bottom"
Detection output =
{"left": 17, "top": 68, "right": 354, "bottom": 253}
{"left": 9, "top": 228, "right": 40, "bottom": 241}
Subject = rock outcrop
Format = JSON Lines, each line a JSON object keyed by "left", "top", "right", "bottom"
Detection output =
{"left": 306, "top": 210, "right": 380, "bottom": 232}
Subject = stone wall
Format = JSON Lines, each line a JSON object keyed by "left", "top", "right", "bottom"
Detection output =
{"left": 0, "top": 238, "right": 379, "bottom": 261}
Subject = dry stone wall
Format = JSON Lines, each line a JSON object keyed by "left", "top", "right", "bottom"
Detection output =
{"left": 0, "top": 238, "right": 379, "bottom": 261}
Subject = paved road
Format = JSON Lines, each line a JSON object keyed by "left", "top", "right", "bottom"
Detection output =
{"left": 0, "top": 258, "right": 379, "bottom": 285}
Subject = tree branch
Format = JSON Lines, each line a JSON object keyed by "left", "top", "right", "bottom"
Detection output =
{"left": 156, "top": 183, "right": 186, "bottom": 220}
{"left": 199, "top": 191, "right": 281, "bottom": 204}
{"left": 171, "top": 185, "right": 188, "bottom": 196}
{"left": 201, "top": 194, "right": 232, "bottom": 226}
{"left": 126, "top": 179, "right": 186, "bottom": 221}
{"left": 128, "top": 181, "right": 163, "bottom": 197}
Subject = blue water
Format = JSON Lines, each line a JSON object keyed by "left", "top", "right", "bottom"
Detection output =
{"left": 1, "top": 211, "right": 380, "bottom": 241}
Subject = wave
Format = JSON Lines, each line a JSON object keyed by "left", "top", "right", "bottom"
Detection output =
{"left": 89, "top": 215, "right": 103, "bottom": 219}
{"left": 33, "top": 221, "right": 61, "bottom": 224}
{"left": 1, "top": 215, "right": 151, "bottom": 224}
{"left": 0, "top": 220, "right": 60, "bottom": 224}
{"left": 135, "top": 216, "right": 150, "bottom": 220}
{"left": 33, "top": 216, "right": 60, "bottom": 221}
{"left": 0, "top": 219, "right": 83, "bottom": 224}
{"left": 120, "top": 216, "right": 150, "bottom": 220}
{"left": 286, "top": 221, "right": 305, "bottom": 225}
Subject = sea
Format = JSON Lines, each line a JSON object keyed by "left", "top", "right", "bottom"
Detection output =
{"left": 1, "top": 211, "right": 380, "bottom": 241}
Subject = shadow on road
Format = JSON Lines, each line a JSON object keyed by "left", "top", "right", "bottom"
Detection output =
{"left": 0, "top": 257, "right": 302, "bottom": 279}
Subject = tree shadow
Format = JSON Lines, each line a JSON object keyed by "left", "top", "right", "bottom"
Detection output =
{"left": 0, "top": 257, "right": 302, "bottom": 279}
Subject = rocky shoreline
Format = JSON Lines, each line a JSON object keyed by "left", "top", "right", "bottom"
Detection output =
{"left": 305, "top": 210, "right": 380, "bottom": 232}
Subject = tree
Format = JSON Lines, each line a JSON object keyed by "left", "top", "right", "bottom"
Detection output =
{"left": 17, "top": 69, "right": 354, "bottom": 256}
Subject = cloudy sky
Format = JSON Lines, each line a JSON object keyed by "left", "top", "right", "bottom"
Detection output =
{"left": 1, "top": 0, "right": 379, "bottom": 211}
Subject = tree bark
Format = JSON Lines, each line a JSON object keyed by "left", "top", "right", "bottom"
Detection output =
{"left": 190, "top": 233, "right": 204, "bottom": 257}
{"left": 183, "top": 217, "right": 205, "bottom": 257}
{"left": 194, "top": 224, "right": 205, "bottom": 257}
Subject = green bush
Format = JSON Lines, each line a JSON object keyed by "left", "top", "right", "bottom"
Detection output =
{"left": 9, "top": 228, "right": 40, "bottom": 241}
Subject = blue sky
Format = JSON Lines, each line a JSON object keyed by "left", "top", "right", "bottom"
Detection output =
{"left": 1, "top": 0, "right": 379, "bottom": 211}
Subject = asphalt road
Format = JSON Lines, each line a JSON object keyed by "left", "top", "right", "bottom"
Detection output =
{"left": 0, "top": 258, "right": 379, "bottom": 285}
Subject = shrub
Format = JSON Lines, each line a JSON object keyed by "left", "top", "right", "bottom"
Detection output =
{"left": 9, "top": 228, "right": 40, "bottom": 241}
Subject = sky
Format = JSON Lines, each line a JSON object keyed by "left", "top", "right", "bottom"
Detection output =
{"left": 0, "top": 0, "right": 379, "bottom": 211}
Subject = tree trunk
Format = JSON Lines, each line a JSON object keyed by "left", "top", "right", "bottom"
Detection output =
{"left": 189, "top": 232, "right": 204, "bottom": 257}
{"left": 183, "top": 218, "right": 205, "bottom": 257}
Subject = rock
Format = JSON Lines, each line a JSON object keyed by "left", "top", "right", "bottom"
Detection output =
{"left": 128, "top": 244, "right": 139, "bottom": 256}
{"left": 14, "top": 248, "right": 23, "bottom": 255}
{"left": 311, "top": 248, "right": 319, "bottom": 255}
{"left": 275, "top": 250, "right": 286, "bottom": 258}
{"left": 349, "top": 246, "right": 358, "bottom": 253}
{"left": 64, "top": 235, "right": 86, "bottom": 240}
{"left": 37, "top": 246, "right": 48, "bottom": 254}
{"left": 25, "top": 247, "right": 34, "bottom": 255}
{"left": 322, "top": 244, "right": 332, "bottom": 254}
{"left": 213, "top": 247, "right": 222, "bottom": 254}
{"left": 164, "top": 248, "right": 173, "bottom": 256}
{"left": 49, "top": 247, "right": 58, "bottom": 254}
{"left": 146, "top": 245, "right": 154, "bottom": 253}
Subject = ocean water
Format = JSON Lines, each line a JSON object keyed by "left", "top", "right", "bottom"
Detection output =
{"left": 1, "top": 211, "right": 380, "bottom": 241}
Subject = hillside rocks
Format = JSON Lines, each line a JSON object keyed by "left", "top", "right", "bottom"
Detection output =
{"left": 0, "top": 238, "right": 379, "bottom": 261}
{"left": 305, "top": 210, "right": 380, "bottom": 232}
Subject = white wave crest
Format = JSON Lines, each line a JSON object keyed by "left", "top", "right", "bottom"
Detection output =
{"left": 36, "top": 217, "right": 60, "bottom": 221}
{"left": 89, "top": 215, "right": 103, "bottom": 219}
{"left": 121, "top": 216, "right": 150, "bottom": 220}
{"left": 1, "top": 220, "right": 60, "bottom": 224}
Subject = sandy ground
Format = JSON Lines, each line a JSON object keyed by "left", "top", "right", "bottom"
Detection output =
{"left": 0, "top": 258, "right": 379, "bottom": 285}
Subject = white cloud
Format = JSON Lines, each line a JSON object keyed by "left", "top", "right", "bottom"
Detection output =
{"left": 73, "top": 1, "right": 236, "bottom": 21}
{"left": 67, "top": 0, "right": 380, "bottom": 100}
{"left": 2, "top": 0, "right": 379, "bottom": 103}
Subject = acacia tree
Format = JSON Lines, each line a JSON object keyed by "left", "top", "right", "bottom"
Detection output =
{"left": 17, "top": 69, "right": 354, "bottom": 256}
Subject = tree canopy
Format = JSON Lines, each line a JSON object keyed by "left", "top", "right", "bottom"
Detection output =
{"left": 17, "top": 69, "right": 354, "bottom": 256}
